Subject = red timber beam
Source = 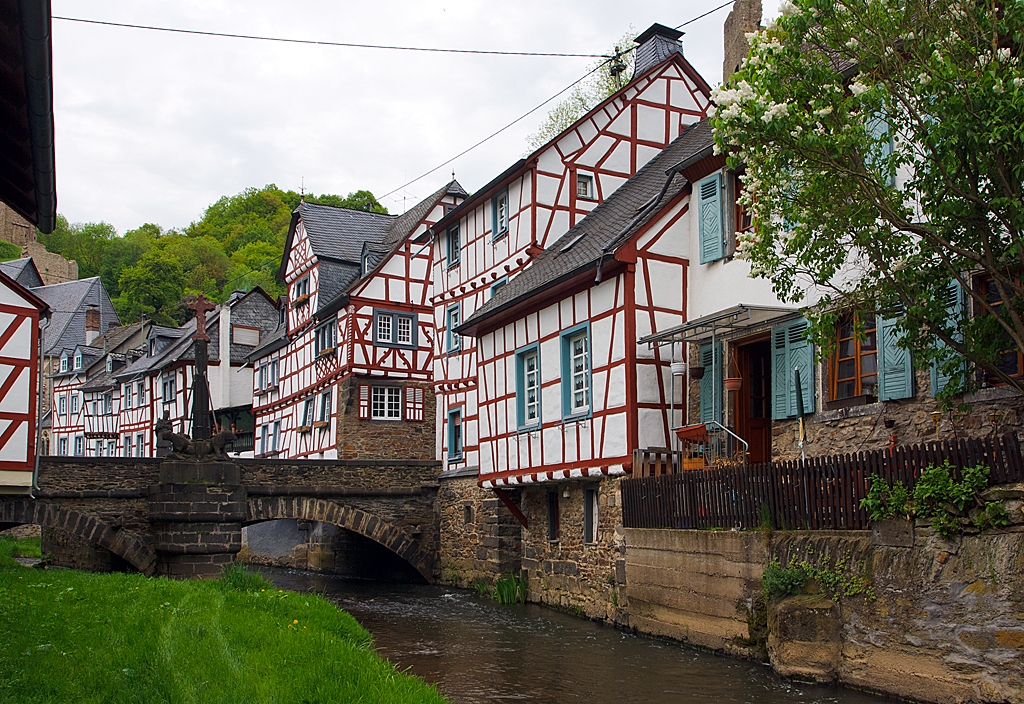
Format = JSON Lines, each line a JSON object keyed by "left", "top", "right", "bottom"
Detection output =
{"left": 492, "top": 488, "right": 528, "bottom": 529}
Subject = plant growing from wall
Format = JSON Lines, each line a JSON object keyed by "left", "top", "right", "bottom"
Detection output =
{"left": 861, "top": 475, "right": 913, "bottom": 521}
{"left": 761, "top": 555, "right": 875, "bottom": 602}
{"left": 492, "top": 573, "right": 526, "bottom": 605}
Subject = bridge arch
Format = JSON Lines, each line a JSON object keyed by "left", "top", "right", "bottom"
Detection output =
{"left": 245, "top": 496, "right": 434, "bottom": 582}
{"left": 0, "top": 499, "right": 157, "bottom": 575}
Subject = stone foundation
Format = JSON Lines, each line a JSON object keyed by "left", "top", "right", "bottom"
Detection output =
{"left": 336, "top": 378, "right": 436, "bottom": 460}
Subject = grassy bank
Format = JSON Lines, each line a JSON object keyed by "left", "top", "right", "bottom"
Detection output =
{"left": 0, "top": 539, "right": 446, "bottom": 703}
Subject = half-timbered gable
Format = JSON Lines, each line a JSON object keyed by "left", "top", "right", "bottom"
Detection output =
{"left": 253, "top": 181, "right": 465, "bottom": 460}
{"left": 426, "top": 24, "right": 713, "bottom": 476}
{"left": 459, "top": 122, "right": 712, "bottom": 487}
{"left": 0, "top": 270, "right": 48, "bottom": 492}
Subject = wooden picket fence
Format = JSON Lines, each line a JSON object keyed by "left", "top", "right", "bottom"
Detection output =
{"left": 621, "top": 432, "right": 1024, "bottom": 530}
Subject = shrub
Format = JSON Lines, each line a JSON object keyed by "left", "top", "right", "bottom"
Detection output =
{"left": 761, "top": 558, "right": 807, "bottom": 599}
{"left": 861, "top": 474, "right": 912, "bottom": 521}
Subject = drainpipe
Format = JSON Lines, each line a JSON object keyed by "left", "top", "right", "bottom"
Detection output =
{"left": 31, "top": 314, "right": 51, "bottom": 499}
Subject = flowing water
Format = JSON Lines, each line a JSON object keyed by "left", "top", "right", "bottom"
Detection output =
{"left": 265, "top": 569, "right": 893, "bottom": 704}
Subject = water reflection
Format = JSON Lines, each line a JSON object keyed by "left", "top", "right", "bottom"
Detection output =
{"left": 264, "top": 569, "right": 892, "bottom": 704}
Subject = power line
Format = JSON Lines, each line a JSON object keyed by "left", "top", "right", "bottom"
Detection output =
{"left": 675, "top": 0, "right": 734, "bottom": 29}
{"left": 52, "top": 16, "right": 608, "bottom": 58}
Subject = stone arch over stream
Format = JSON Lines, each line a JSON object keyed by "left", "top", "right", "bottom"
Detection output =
{"left": 245, "top": 496, "right": 435, "bottom": 582}
{"left": 0, "top": 499, "right": 157, "bottom": 575}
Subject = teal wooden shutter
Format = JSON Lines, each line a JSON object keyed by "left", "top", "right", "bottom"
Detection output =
{"left": 698, "top": 174, "right": 724, "bottom": 264}
{"left": 878, "top": 315, "right": 914, "bottom": 400}
{"left": 930, "top": 281, "right": 966, "bottom": 396}
{"left": 771, "top": 319, "right": 814, "bottom": 419}
{"left": 699, "top": 342, "right": 722, "bottom": 424}
{"left": 866, "top": 113, "right": 895, "bottom": 185}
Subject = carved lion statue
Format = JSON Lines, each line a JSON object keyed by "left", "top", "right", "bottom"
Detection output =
{"left": 155, "top": 416, "right": 237, "bottom": 461}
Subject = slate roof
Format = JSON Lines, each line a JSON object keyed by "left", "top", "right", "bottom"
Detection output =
{"left": 298, "top": 203, "right": 394, "bottom": 263}
{"left": 247, "top": 323, "right": 288, "bottom": 363}
{"left": 460, "top": 120, "right": 714, "bottom": 333}
{"left": 33, "top": 277, "right": 120, "bottom": 356}
{"left": 0, "top": 258, "right": 43, "bottom": 288}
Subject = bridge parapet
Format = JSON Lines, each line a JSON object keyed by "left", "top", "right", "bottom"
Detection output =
{"left": 238, "top": 458, "right": 442, "bottom": 491}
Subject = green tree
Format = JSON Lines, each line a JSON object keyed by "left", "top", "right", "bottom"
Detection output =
{"left": 38, "top": 215, "right": 117, "bottom": 278}
{"left": 710, "top": 0, "right": 1024, "bottom": 398}
{"left": 305, "top": 190, "right": 387, "bottom": 214}
{"left": 150, "top": 234, "right": 229, "bottom": 301}
{"left": 114, "top": 253, "right": 186, "bottom": 326}
{"left": 98, "top": 223, "right": 158, "bottom": 298}
{"left": 221, "top": 241, "right": 284, "bottom": 300}
{"left": 526, "top": 31, "right": 637, "bottom": 151}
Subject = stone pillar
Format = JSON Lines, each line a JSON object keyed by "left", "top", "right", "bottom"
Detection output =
{"left": 149, "top": 460, "right": 245, "bottom": 578}
{"left": 723, "top": 0, "right": 762, "bottom": 83}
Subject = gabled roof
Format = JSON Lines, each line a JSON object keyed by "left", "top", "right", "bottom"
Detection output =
{"left": 0, "top": 266, "right": 48, "bottom": 315}
{"left": 33, "top": 276, "right": 119, "bottom": 356}
{"left": 459, "top": 120, "right": 714, "bottom": 335}
{"left": 0, "top": 258, "right": 43, "bottom": 288}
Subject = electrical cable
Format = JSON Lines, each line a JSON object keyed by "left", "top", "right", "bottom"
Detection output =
{"left": 52, "top": 16, "right": 609, "bottom": 58}
{"left": 675, "top": 0, "right": 735, "bottom": 29}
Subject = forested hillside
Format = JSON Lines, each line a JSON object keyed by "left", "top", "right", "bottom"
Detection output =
{"left": 38, "top": 186, "right": 385, "bottom": 326}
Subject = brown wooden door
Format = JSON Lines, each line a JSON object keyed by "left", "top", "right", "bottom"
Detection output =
{"left": 737, "top": 339, "right": 772, "bottom": 464}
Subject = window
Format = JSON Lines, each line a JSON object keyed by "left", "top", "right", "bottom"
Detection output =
{"left": 446, "top": 305, "right": 461, "bottom": 353}
{"left": 74, "top": 436, "right": 84, "bottom": 456}
{"left": 490, "top": 278, "right": 507, "bottom": 299}
{"left": 931, "top": 281, "right": 966, "bottom": 397}
{"left": 446, "top": 225, "right": 460, "bottom": 267}
{"left": 107, "top": 440, "right": 116, "bottom": 456}
{"left": 74, "top": 353, "right": 82, "bottom": 370}
{"left": 261, "top": 421, "right": 281, "bottom": 454}
{"left": 58, "top": 437, "right": 68, "bottom": 456}
{"left": 71, "top": 394, "right": 79, "bottom": 414}
{"left": 124, "top": 435, "right": 133, "bottom": 458}
{"left": 492, "top": 190, "right": 509, "bottom": 238}
{"left": 272, "top": 421, "right": 280, "bottom": 451}
{"left": 832, "top": 314, "right": 878, "bottom": 400}
{"left": 94, "top": 439, "right": 103, "bottom": 457}
{"left": 102, "top": 392, "right": 113, "bottom": 415}
{"left": 374, "top": 310, "right": 416, "bottom": 347}
{"left": 547, "top": 491, "right": 559, "bottom": 541}
{"left": 771, "top": 318, "right": 815, "bottom": 420}
{"left": 106, "top": 357, "right": 113, "bottom": 373}
{"left": 232, "top": 325, "right": 260, "bottom": 346}
{"left": 293, "top": 276, "right": 310, "bottom": 304}
{"left": 734, "top": 173, "right": 753, "bottom": 234}
{"left": 258, "top": 360, "right": 280, "bottom": 390}
{"left": 315, "top": 323, "right": 335, "bottom": 356}
{"left": 137, "top": 381, "right": 145, "bottom": 405}
{"left": 318, "top": 390, "right": 332, "bottom": 423}
{"left": 447, "top": 408, "right": 463, "bottom": 460}
{"left": 698, "top": 173, "right": 725, "bottom": 264}
{"left": 58, "top": 395, "right": 66, "bottom": 415}
{"left": 162, "top": 375, "right": 176, "bottom": 403}
{"left": 371, "top": 386, "right": 402, "bottom": 420}
{"left": 59, "top": 356, "right": 68, "bottom": 373}
{"left": 977, "top": 275, "right": 1022, "bottom": 385}
{"left": 576, "top": 173, "right": 594, "bottom": 200}
{"left": 136, "top": 433, "right": 145, "bottom": 457}
{"left": 123, "top": 384, "right": 133, "bottom": 409}
{"left": 516, "top": 345, "right": 541, "bottom": 429}
{"left": 560, "top": 325, "right": 591, "bottom": 418}
{"left": 584, "top": 486, "right": 599, "bottom": 544}
{"left": 300, "top": 398, "right": 315, "bottom": 430}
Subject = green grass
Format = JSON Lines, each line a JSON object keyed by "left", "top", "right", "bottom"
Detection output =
{"left": 0, "top": 535, "right": 41, "bottom": 560}
{"left": 0, "top": 546, "right": 446, "bottom": 704}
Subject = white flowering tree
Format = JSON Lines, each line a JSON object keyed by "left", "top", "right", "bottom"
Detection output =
{"left": 710, "top": 0, "right": 1024, "bottom": 400}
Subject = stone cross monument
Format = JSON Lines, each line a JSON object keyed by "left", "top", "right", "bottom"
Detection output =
{"left": 187, "top": 294, "right": 217, "bottom": 441}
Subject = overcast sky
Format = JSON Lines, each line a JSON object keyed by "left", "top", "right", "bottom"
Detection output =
{"left": 51, "top": 0, "right": 781, "bottom": 234}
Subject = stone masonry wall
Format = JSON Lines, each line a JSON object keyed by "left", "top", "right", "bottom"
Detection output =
{"left": 336, "top": 378, "right": 436, "bottom": 460}
{"left": 624, "top": 522, "right": 1024, "bottom": 703}
{"left": 437, "top": 473, "right": 521, "bottom": 587}
{"left": 520, "top": 478, "right": 628, "bottom": 624}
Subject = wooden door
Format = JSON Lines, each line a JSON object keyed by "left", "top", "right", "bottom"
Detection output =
{"left": 737, "top": 339, "right": 772, "bottom": 464}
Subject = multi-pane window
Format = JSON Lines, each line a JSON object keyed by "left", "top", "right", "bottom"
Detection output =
{"left": 58, "top": 395, "right": 66, "bottom": 415}
{"left": 123, "top": 384, "right": 133, "bottom": 409}
{"left": 294, "top": 276, "right": 310, "bottom": 302}
{"left": 446, "top": 305, "right": 461, "bottom": 353}
{"left": 448, "top": 408, "right": 463, "bottom": 460}
{"left": 136, "top": 433, "right": 145, "bottom": 457}
{"left": 300, "top": 398, "right": 315, "bottom": 429}
{"left": 374, "top": 311, "right": 416, "bottom": 347}
{"left": 576, "top": 174, "right": 594, "bottom": 200}
{"left": 832, "top": 315, "right": 878, "bottom": 400}
{"left": 103, "top": 392, "right": 113, "bottom": 415}
{"left": 74, "top": 353, "right": 82, "bottom": 370}
{"left": 315, "top": 323, "right": 335, "bottom": 355}
{"left": 977, "top": 275, "right": 1023, "bottom": 385}
{"left": 735, "top": 173, "right": 753, "bottom": 233}
{"left": 447, "top": 225, "right": 460, "bottom": 267}
{"left": 74, "top": 436, "right": 84, "bottom": 456}
{"left": 58, "top": 437, "right": 67, "bottom": 456}
{"left": 319, "top": 390, "right": 332, "bottom": 423}
{"left": 60, "top": 357, "right": 68, "bottom": 372}
{"left": 493, "top": 190, "right": 509, "bottom": 238}
{"left": 71, "top": 394, "right": 79, "bottom": 414}
{"left": 137, "top": 381, "right": 145, "bottom": 405}
{"left": 258, "top": 360, "right": 280, "bottom": 390}
{"left": 562, "top": 329, "right": 590, "bottom": 416}
{"left": 396, "top": 316, "right": 412, "bottom": 345}
{"left": 371, "top": 387, "right": 402, "bottom": 420}
{"left": 517, "top": 347, "right": 540, "bottom": 428}
{"left": 107, "top": 440, "right": 116, "bottom": 456}
{"left": 376, "top": 313, "right": 392, "bottom": 343}
{"left": 162, "top": 375, "right": 176, "bottom": 403}
{"left": 261, "top": 421, "right": 281, "bottom": 454}
{"left": 123, "top": 435, "right": 133, "bottom": 458}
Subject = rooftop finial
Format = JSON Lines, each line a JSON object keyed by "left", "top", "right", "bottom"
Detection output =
{"left": 300, "top": 176, "right": 305, "bottom": 202}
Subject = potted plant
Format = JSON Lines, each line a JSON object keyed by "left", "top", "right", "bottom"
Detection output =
{"left": 689, "top": 365, "right": 705, "bottom": 380}
{"left": 724, "top": 354, "right": 742, "bottom": 392}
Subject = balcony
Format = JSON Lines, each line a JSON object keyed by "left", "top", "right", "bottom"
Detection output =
{"left": 84, "top": 414, "right": 119, "bottom": 439}
{"left": 632, "top": 423, "right": 748, "bottom": 478}
{"left": 226, "top": 431, "right": 254, "bottom": 454}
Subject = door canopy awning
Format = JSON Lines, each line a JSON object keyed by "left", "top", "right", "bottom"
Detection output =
{"left": 639, "top": 304, "right": 801, "bottom": 347}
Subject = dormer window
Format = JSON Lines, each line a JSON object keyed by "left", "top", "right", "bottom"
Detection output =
{"left": 577, "top": 173, "right": 594, "bottom": 200}
{"left": 60, "top": 356, "right": 68, "bottom": 373}
{"left": 73, "top": 353, "right": 82, "bottom": 370}
{"left": 106, "top": 358, "right": 113, "bottom": 373}
{"left": 149, "top": 339, "right": 156, "bottom": 357}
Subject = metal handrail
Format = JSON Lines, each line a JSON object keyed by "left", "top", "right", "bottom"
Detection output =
{"left": 705, "top": 420, "right": 749, "bottom": 457}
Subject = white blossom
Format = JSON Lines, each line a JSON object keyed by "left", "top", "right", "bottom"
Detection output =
{"left": 918, "top": 73, "right": 931, "bottom": 85}
{"left": 706, "top": 104, "right": 717, "bottom": 118}
{"left": 849, "top": 81, "right": 871, "bottom": 96}
{"left": 814, "top": 105, "right": 834, "bottom": 117}
{"left": 779, "top": 0, "right": 799, "bottom": 16}
{"left": 762, "top": 102, "right": 790, "bottom": 122}
{"left": 846, "top": 37, "right": 860, "bottom": 49}
{"left": 1014, "top": 77, "right": 1024, "bottom": 88}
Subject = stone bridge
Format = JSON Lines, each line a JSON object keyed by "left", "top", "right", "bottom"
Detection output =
{"left": 0, "top": 456, "right": 441, "bottom": 580}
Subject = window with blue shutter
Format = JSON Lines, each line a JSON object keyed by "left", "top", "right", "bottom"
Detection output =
{"left": 771, "top": 319, "right": 814, "bottom": 420}
{"left": 699, "top": 341, "right": 723, "bottom": 424}
{"left": 698, "top": 173, "right": 725, "bottom": 264}
{"left": 930, "top": 281, "right": 966, "bottom": 396}
{"left": 878, "top": 314, "right": 914, "bottom": 400}
{"left": 866, "top": 113, "right": 895, "bottom": 186}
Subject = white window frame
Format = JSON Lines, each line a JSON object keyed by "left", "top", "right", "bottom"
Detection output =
{"left": 74, "top": 353, "right": 82, "bottom": 370}
{"left": 58, "top": 437, "right": 68, "bottom": 456}
{"left": 577, "top": 173, "right": 594, "bottom": 200}
{"left": 315, "top": 323, "right": 335, "bottom": 355}
{"left": 370, "top": 386, "right": 403, "bottom": 420}
{"left": 124, "top": 435, "right": 133, "bottom": 458}
{"left": 58, "top": 395, "right": 66, "bottom": 415}
{"left": 74, "top": 436, "right": 84, "bottom": 456}
{"left": 376, "top": 312, "right": 392, "bottom": 344}
{"left": 59, "top": 356, "right": 68, "bottom": 373}
{"left": 319, "top": 390, "right": 332, "bottom": 423}
{"left": 136, "top": 432, "right": 145, "bottom": 457}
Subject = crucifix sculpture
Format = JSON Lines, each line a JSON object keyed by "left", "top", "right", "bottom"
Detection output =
{"left": 188, "top": 294, "right": 217, "bottom": 441}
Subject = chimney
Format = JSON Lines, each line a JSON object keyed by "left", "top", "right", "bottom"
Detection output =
{"left": 723, "top": 0, "right": 763, "bottom": 83}
{"left": 85, "top": 305, "right": 100, "bottom": 345}
{"left": 633, "top": 23, "right": 684, "bottom": 77}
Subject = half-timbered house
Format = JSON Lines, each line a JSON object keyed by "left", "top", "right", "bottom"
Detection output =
{"left": 421, "top": 24, "right": 713, "bottom": 480}
{"left": 250, "top": 181, "right": 466, "bottom": 460}
{"left": 0, "top": 270, "right": 49, "bottom": 493}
